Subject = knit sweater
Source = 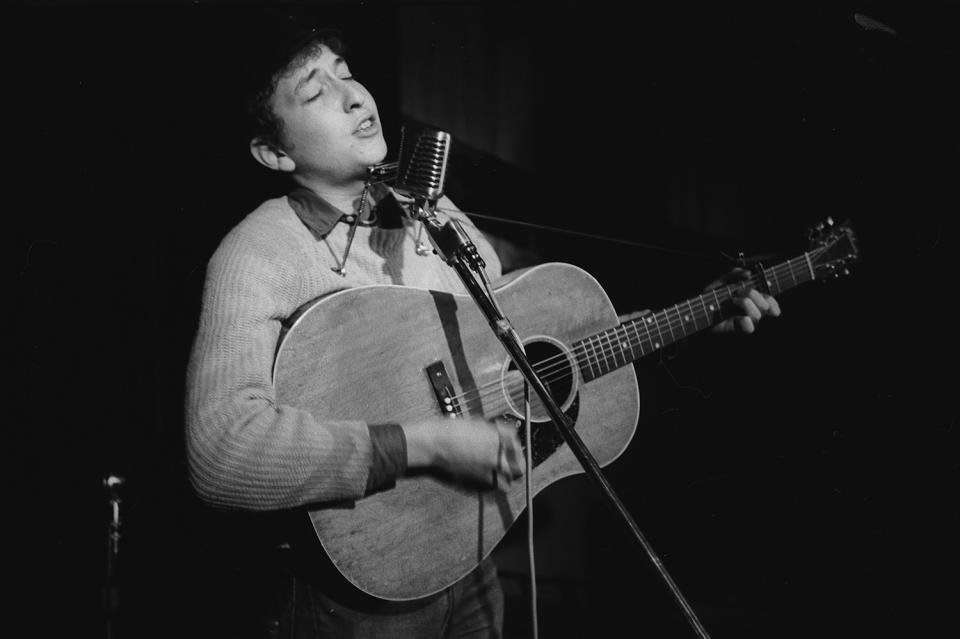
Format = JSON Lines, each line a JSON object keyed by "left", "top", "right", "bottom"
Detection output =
{"left": 185, "top": 194, "right": 502, "bottom": 511}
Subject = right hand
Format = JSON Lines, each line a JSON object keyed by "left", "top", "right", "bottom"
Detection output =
{"left": 403, "top": 416, "right": 524, "bottom": 489}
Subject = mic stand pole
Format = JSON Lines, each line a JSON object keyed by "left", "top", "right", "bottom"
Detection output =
{"left": 103, "top": 475, "right": 124, "bottom": 639}
{"left": 414, "top": 203, "right": 712, "bottom": 639}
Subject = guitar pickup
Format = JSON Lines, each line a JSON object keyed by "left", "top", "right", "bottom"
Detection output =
{"left": 425, "top": 361, "right": 462, "bottom": 418}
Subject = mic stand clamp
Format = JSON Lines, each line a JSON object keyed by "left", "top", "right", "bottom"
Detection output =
{"left": 413, "top": 200, "right": 713, "bottom": 639}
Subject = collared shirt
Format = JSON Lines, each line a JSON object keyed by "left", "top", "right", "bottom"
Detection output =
{"left": 287, "top": 183, "right": 407, "bottom": 240}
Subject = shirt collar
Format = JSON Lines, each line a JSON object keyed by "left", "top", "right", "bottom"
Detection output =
{"left": 287, "top": 183, "right": 407, "bottom": 240}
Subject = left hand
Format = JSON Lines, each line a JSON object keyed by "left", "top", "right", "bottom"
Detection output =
{"left": 707, "top": 267, "right": 781, "bottom": 334}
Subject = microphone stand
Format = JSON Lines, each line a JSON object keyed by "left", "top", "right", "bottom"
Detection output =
{"left": 412, "top": 201, "right": 713, "bottom": 639}
{"left": 103, "top": 475, "right": 124, "bottom": 639}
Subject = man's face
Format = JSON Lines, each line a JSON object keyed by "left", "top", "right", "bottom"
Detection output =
{"left": 270, "top": 44, "right": 387, "bottom": 185}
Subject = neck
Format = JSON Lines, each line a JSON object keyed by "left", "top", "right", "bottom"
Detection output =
{"left": 292, "top": 174, "right": 368, "bottom": 213}
{"left": 574, "top": 253, "right": 817, "bottom": 383}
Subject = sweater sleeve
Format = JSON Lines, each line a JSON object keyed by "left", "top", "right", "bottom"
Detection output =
{"left": 185, "top": 226, "right": 376, "bottom": 511}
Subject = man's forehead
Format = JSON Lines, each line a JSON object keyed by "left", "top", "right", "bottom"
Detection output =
{"left": 287, "top": 44, "right": 343, "bottom": 80}
{"left": 271, "top": 43, "right": 346, "bottom": 109}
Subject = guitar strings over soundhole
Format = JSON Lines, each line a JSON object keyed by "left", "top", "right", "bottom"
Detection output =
{"left": 499, "top": 337, "right": 580, "bottom": 466}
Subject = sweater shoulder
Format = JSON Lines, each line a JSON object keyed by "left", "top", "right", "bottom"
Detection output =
{"left": 210, "top": 197, "right": 306, "bottom": 264}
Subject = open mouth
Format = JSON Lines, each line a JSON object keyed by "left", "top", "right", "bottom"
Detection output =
{"left": 355, "top": 116, "right": 376, "bottom": 133}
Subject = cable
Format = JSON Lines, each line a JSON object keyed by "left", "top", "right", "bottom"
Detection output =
{"left": 436, "top": 207, "right": 725, "bottom": 261}
{"left": 523, "top": 381, "right": 538, "bottom": 639}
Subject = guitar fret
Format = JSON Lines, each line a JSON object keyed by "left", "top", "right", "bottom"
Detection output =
{"left": 603, "top": 331, "right": 620, "bottom": 372}
{"left": 574, "top": 339, "right": 589, "bottom": 381}
{"left": 613, "top": 326, "right": 630, "bottom": 366}
{"left": 626, "top": 321, "right": 642, "bottom": 359}
{"left": 659, "top": 310, "right": 675, "bottom": 344}
{"left": 685, "top": 299, "right": 699, "bottom": 332}
{"left": 697, "top": 294, "right": 709, "bottom": 328}
{"left": 651, "top": 313, "right": 665, "bottom": 350}
{"left": 601, "top": 329, "right": 615, "bottom": 370}
{"left": 594, "top": 333, "right": 607, "bottom": 375}
{"left": 581, "top": 338, "right": 600, "bottom": 381}
{"left": 590, "top": 334, "right": 605, "bottom": 376}
{"left": 673, "top": 304, "right": 688, "bottom": 337}
{"left": 802, "top": 253, "right": 815, "bottom": 281}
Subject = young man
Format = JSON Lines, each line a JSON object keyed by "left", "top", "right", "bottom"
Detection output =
{"left": 186, "top": 25, "right": 779, "bottom": 639}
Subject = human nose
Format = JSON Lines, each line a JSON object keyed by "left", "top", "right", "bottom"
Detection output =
{"left": 336, "top": 79, "right": 365, "bottom": 112}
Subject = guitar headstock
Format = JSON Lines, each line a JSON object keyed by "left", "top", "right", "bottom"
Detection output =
{"left": 807, "top": 217, "right": 859, "bottom": 280}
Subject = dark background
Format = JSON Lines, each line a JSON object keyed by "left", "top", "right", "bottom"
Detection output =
{"left": 7, "top": 0, "right": 958, "bottom": 637}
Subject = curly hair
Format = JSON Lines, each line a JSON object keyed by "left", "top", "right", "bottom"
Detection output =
{"left": 244, "top": 27, "right": 348, "bottom": 151}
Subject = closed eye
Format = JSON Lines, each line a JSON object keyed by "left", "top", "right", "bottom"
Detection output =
{"left": 305, "top": 77, "right": 356, "bottom": 103}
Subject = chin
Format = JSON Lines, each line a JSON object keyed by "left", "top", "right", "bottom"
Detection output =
{"left": 367, "top": 137, "right": 388, "bottom": 164}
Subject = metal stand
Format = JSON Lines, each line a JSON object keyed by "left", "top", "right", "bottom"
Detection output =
{"left": 413, "top": 203, "right": 713, "bottom": 639}
{"left": 103, "top": 475, "right": 124, "bottom": 639}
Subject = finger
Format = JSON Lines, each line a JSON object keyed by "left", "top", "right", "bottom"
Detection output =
{"left": 737, "top": 315, "right": 755, "bottom": 334}
{"left": 744, "top": 289, "right": 770, "bottom": 315}
{"left": 766, "top": 295, "right": 781, "bottom": 317}
{"left": 720, "top": 268, "right": 751, "bottom": 285}
{"left": 733, "top": 296, "right": 762, "bottom": 322}
{"left": 498, "top": 428, "right": 525, "bottom": 478}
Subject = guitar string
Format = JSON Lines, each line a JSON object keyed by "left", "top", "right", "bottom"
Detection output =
{"left": 458, "top": 239, "right": 838, "bottom": 407}
{"left": 441, "top": 248, "right": 830, "bottom": 413}
{"left": 449, "top": 259, "right": 808, "bottom": 412}
{"left": 427, "top": 240, "right": 844, "bottom": 419}
{"left": 447, "top": 300, "right": 738, "bottom": 414}
{"left": 442, "top": 236, "right": 849, "bottom": 419}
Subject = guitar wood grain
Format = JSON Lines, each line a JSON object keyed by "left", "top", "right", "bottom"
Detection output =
{"left": 273, "top": 262, "right": 640, "bottom": 600}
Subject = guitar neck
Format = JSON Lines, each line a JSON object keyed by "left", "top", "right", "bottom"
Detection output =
{"left": 573, "top": 253, "right": 817, "bottom": 382}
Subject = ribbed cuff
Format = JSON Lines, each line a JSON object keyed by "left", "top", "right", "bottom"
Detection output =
{"left": 365, "top": 423, "right": 408, "bottom": 495}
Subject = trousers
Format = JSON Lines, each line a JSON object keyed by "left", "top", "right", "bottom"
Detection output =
{"left": 236, "top": 543, "right": 504, "bottom": 639}
{"left": 273, "top": 555, "right": 504, "bottom": 638}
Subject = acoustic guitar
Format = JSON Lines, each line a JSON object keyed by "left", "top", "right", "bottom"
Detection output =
{"left": 273, "top": 219, "right": 858, "bottom": 600}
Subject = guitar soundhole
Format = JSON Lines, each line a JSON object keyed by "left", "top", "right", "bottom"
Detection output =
{"left": 502, "top": 339, "right": 580, "bottom": 467}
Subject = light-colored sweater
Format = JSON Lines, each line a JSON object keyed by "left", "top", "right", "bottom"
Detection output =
{"left": 185, "top": 195, "right": 502, "bottom": 511}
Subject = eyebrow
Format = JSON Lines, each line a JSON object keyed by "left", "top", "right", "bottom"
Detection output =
{"left": 293, "top": 56, "right": 346, "bottom": 96}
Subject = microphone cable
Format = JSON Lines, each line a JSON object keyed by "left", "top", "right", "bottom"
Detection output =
{"left": 523, "top": 382, "right": 538, "bottom": 639}
{"left": 438, "top": 207, "right": 726, "bottom": 261}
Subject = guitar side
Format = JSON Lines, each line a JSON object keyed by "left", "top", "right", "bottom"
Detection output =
{"left": 273, "top": 262, "right": 640, "bottom": 600}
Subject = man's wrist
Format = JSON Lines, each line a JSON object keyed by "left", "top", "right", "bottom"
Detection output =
{"left": 402, "top": 421, "right": 439, "bottom": 469}
{"left": 365, "top": 423, "right": 408, "bottom": 494}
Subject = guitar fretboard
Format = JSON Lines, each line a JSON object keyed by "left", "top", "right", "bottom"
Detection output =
{"left": 573, "top": 253, "right": 817, "bottom": 382}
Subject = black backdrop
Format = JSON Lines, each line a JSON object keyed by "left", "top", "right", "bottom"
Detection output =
{"left": 7, "top": 1, "right": 958, "bottom": 637}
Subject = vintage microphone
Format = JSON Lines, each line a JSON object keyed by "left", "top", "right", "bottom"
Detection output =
{"left": 393, "top": 126, "right": 451, "bottom": 207}
{"left": 392, "top": 125, "right": 485, "bottom": 270}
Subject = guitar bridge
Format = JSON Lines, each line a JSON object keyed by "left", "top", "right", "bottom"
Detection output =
{"left": 425, "top": 361, "right": 462, "bottom": 418}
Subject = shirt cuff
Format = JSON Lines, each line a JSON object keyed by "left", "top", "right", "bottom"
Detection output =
{"left": 365, "top": 423, "right": 408, "bottom": 495}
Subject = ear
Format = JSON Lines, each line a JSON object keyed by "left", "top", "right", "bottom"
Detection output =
{"left": 249, "top": 137, "right": 296, "bottom": 173}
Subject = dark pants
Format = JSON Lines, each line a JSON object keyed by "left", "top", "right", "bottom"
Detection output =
{"left": 246, "top": 545, "right": 504, "bottom": 639}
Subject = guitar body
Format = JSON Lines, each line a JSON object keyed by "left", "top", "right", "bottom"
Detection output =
{"left": 273, "top": 262, "right": 640, "bottom": 600}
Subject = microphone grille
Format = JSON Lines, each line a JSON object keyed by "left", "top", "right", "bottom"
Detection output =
{"left": 396, "top": 126, "right": 451, "bottom": 202}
